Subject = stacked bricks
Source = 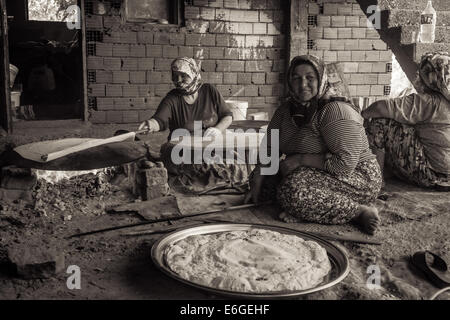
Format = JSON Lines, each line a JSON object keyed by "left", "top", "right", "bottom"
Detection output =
{"left": 127, "top": 160, "right": 170, "bottom": 201}
{"left": 307, "top": 0, "right": 393, "bottom": 103}
{"left": 86, "top": 0, "right": 287, "bottom": 124}
{"left": 0, "top": 166, "right": 37, "bottom": 204}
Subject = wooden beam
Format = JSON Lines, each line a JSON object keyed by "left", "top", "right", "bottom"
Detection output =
{"left": 80, "top": 0, "right": 88, "bottom": 122}
{"left": 0, "top": 0, "right": 12, "bottom": 133}
{"left": 288, "top": 0, "right": 308, "bottom": 64}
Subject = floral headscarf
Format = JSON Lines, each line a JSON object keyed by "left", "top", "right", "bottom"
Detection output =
{"left": 171, "top": 57, "right": 203, "bottom": 96}
{"left": 287, "top": 55, "right": 352, "bottom": 126}
{"left": 419, "top": 52, "right": 450, "bottom": 101}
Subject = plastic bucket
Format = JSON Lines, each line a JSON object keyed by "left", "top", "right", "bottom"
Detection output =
{"left": 10, "top": 91, "right": 21, "bottom": 108}
{"left": 9, "top": 64, "right": 19, "bottom": 88}
{"left": 225, "top": 100, "right": 248, "bottom": 120}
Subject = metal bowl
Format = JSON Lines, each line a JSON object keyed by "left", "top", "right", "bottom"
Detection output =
{"left": 151, "top": 223, "right": 350, "bottom": 299}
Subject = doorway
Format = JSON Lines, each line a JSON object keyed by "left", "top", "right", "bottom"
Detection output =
{"left": 5, "top": 0, "right": 86, "bottom": 126}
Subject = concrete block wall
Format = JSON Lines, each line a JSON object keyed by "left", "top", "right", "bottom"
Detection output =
{"left": 307, "top": 0, "right": 393, "bottom": 103}
{"left": 85, "top": 0, "right": 287, "bottom": 124}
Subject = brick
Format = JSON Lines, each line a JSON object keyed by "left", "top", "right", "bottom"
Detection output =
{"left": 309, "top": 27, "right": 323, "bottom": 40}
{"left": 323, "top": 3, "right": 338, "bottom": 15}
{"left": 112, "top": 44, "right": 130, "bottom": 57}
{"left": 7, "top": 245, "right": 65, "bottom": 279}
{"left": 161, "top": 72, "right": 172, "bottom": 84}
{"left": 187, "top": 20, "right": 209, "bottom": 33}
{"left": 103, "top": 32, "right": 121, "bottom": 43}
{"left": 323, "top": 51, "right": 337, "bottom": 63}
{"left": 106, "top": 84, "right": 123, "bottom": 97}
{"left": 317, "top": 16, "right": 331, "bottom": 27}
{"left": 372, "top": 40, "right": 387, "bottom": 51}
{"left": 348, "top": 73, "right": 364, "bottom": 85}
{"left": 365, "top": 51, "right": 380, "bottom": 61}
{"left": 97, "top": 97, "right": 114, "bottom": 110}
{"left": 209, "top": 21, "right": 227, "bottom": 33}
{"left": 330, "top": 40, "right": 345, "bottom": 52}
{"left": 139, "top": 109, "right": 155, "bottom": 122}
{"left": 355, "top": 85, "right": 370, "bottom": 96}
{"left": 96, "top": 43, "right": 113, "bottom": 56}
{"left": 138, "top": 58, "right": 154, "bottom": 70}
{"left": 137, "top": 32, "right": 153, "bottom": 44}
{"left": 245, "top": 85, "right": 258, "bottom": 96}
{"left": 229, "top": 35, "right": 245, "bottom": 47}
{"left": 130, "top": 45, "right": 146, "bottom": 57}
{"left": 119, "top": 32, "right": 137, "bottom": 44}
{"left": 194, "top": 47, "right": 209, "bottom": 59}
{"left": 201, "top": 34, "right": 216, "bottom": 46}
{"left": 251, "top": 0, "right": 266, "bottom": 9}
{"left": 95, "top": 70, "right": 113, "bottom": 83}
{"left": 266, "top": 72, "right": 281, "bottom": 84}
{"left": 272, "top": 59, "right": 285, "bottom": 72}
{"left": 352, "top": 28, "right": 366, "bottom": 39}
{"left": 316, "top": 39, "right": 331, "bottom": 50}
{"left": 360, "top": 16, "right": 370, "bottom": 28}
{"left": 178, "top": 46, "right": 194, "bottom": 58}
{"left": 130, "top": 71, "right": 146, "bottom": 84}
{"left": 364, "top": 73, "right": 379, "bottom": 85}
{"left": 259, "top": 35, "right": 274, "bottom": 47}
{"left": 372, "top": 62, "right": 387, "bottom": 73}
{"left": 338, "top": 28, "right": 352, "bottom": 39}
{"left": 88, "top": 84, "right": 106, "bottom": 97}
{"left": 194, "top": 0, "right": 208, "bottom": 5}
{"left": 185, "top": 6, "right": 200, "bottom": 20}
{"left": 103, "top": 16, "right": 121, "bottom": 28}
{"left": 200, "top": 60, "right": 216, "bottom": 71}
{"left": 267, "top": 23, "right": 281, "bottom": 35}
{"left": 154, "top": 58, "right": 172, "bottom": 71}
{"left": 103, "top": 57, "right": 121, "bottom": 70}
{"left": 155, "top": 84, "right": 172, "bottom": 96}
{"left": 358, "top": 62, "right": 372, "bottom": 73}
{"left": 85, "top": 15, "right": 103, "bottom": 30}
{"left": 348, "top": 85, "right": 357, "bottom": 97}
{"left": 169, "top": 33, "right": 185, "bottom": 46}
{"left": 200, "top": 7, "right": 215, "bottom": 20}
{"left": 113, "top": 98, "right": 129, "bottom": 109}
{"left": 366, "top": 29, "right": 380, "bottom": 39}
{"left": 245, "top": 35, "right": 260, "bottom": 47}
{"left": 359, "top": 39, "right": 373, "bottom": 50}
{"left": 224, "top": 0, "right": 239, "bottom": 9}
{"left": 147, "top": 71, "right": 162, "bottom": 84}
{"left": 309, "top": 50, "right": 323, "bottom": 59}
{"left": 146, "top": 45, "right": 163, "bottom": 57}
{"left": 237, "top": 73, "right": 252, "bottom": 84}
{"left": 238, "top": 23, "right": 253, "bottom": 34}
{"left": 324, "top": 28, "right": 338, "bottom": 39}
{"left": 229, "top": 9, "right": 245, "bottom": 21}
{"left": 378, "top": 74, "right": 391, "bottom": 85}
{"left": 342, "top": 62, "right": 359, "bottom": 73}
{"left": 352, "top": 3, "right": 362, "bottom": 15}
{"left": 209, "top": 47, "right": 224, "bottom": 59}
{"left": 87, "top": 56, "right": 103, "bottom": 69}
{"left": 139, "top": 85, "right": 154, "bottom": 97}
{"left": 224, "top": 47, "right": 239, "bottom": 59}
{"left": 154, "top": 33, "right": 170, "bottom": 45}
{"left": 231, "top": 60, "right": 245, "bottom": 72}
{"left": 253, "top": 23, "right": 267, "bottom": 35}
{"left": 337, "top": 51, "right": 351, "bottom": 61}
{"left": 379, "top": 51, "right": 393, "bottom": 62}
{"left": 122, "top": 58, "right": 138, "bottom": 70}
{"left": 308, "top": 3, "right": 320, "bottom": 14}
{"left": 346, "top": 16, "right": 360, "bottom": 27}
{"left": 259, "top": 85, "right": 272, "bottom": 96}
{"left": 337, "top": 4, "right": 353, "bottom": 16}
{"left": 370, "top": 85, "right": 384, "bottom": 95}
{"left": 215, "top": 8, "right": 230, "bottom": 20}
{"left": 89, "top": 110, "right": 106, "bottom": 123}
{"left": 251, "top": 73, "right": 266, "bottom": 84}
{"left": 186, "top": 33, "right": 202, "bottom": 46}
{"left": 223, "top": 72, "right": 237, "bottom": 84}
{"left": 259, "top": 10, "right": 273, "bottom": 22}
{"left": 106, "top": 110, "right": 123, "bottom": 123}
{"left": 245, "top": 61, "right": 260, "bottom": 72}
{"left": 351, "top": 51, "right": 366, "bottom": 61}
{"left": 123, "top": 111, "right": 140, "bottom": 123}
{"left": 113, "top": 71, "right": 129, "bottom": 84}
{"left": 238, "top": 0, "right": 251, "bottom": 9}
{"left": 162, "top": 46, "right": 179, "bottom": 58}
{"left": 331, "top": 16, "right": 345, "bottom": 27}
{"left": 257, "top": 60, "right": 273, "bottom": 72}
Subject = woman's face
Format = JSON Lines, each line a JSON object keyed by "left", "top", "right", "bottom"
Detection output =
{"left": 291, "top": 64, "right": 319, "bottom": 103}
{"left": 172, "top": 71, "right": 192, "bottom": 88}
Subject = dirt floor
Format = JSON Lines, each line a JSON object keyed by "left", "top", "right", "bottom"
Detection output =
{"left": 0, "top": 123, "right": 449, "bottom": 300}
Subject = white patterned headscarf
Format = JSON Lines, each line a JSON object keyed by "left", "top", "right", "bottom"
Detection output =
{"left": 171, "top": 57, "right": 203, "bottom": 96}
{"left": 419, "top": 52, "right": 450, "bottom": 102}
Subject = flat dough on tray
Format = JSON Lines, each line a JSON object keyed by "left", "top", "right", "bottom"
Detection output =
{"left": 164, "top": 228, "right": 331, "bottom": 293}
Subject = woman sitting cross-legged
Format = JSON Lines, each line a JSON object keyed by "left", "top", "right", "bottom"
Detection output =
{"left": 245, "top": 55, "right": 382, "bottom": 235}
{"left": 362, "top": 51, "right": 450, "bottom": 190}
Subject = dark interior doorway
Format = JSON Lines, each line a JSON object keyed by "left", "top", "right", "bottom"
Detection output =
{"left": 6, "top": 0, "right": 84, "bottom": 122}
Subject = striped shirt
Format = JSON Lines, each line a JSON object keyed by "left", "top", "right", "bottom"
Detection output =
{"left": 265, "top": 100, "right": 375, "bottom": 176}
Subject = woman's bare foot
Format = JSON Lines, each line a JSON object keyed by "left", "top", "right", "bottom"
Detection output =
{"left": 279, "top": 211, "right": 301, "bottom": 223}
{"left": 352, "top": 205, "right": 381, "bottom": 235}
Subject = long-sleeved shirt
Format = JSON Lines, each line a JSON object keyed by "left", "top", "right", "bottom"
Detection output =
{"left": 380, "top": 93, "right": 450, "bottom": 174}
{"left": 264, "top": 100, "right": 375, "bottom": 176}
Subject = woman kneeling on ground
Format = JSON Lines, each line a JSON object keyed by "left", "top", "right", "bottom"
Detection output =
{"left": 245, "top": 55, "right": 382, "bottom": 235}
{"left": 362, "top": 52, "right": 450, "bottom": 190}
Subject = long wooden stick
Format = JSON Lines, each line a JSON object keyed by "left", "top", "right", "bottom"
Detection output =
{"left": 67, "top": 202, "right": 269, "bottom": 239}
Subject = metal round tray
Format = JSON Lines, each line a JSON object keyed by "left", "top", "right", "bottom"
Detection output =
{"left": 151, "top": 223, "right": 350, "bottom": 299}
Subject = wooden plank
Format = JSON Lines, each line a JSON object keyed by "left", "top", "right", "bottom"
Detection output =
{"left": 80, "top": 0, "right": 88, "bottom": 122}
{"left": 0, "top": 0, "right": 12, "bottom": 133}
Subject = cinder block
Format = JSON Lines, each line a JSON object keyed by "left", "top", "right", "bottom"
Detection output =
{"left": 238, "top": 0, "right": 251, "bottom": 9}
{"left": 323, "top": 3, "right": 338, "bottom": 15}
{"left": 194, "top": 0, "right": 208, "bottom": 6}
{"left": 324, "top": 28, "right": 338, "bottom": 39}
{"left": 370, "top": 85, "right": 384, "bottom": 95}
{"left": 372, "top": 40, "right": 387, "bottom": 51}
{"left": 342, "top": 62, "right": 359, "bottom": 73}
{"left": 200, "top": 7, "right": 216, "bottom": 20}
{"left": 237, "top": 73, "right": 252, "bottom": 84}
{"left": 130, "top": 71, "right": 146, "bottom": 84}
{"left": 359, "top": 39, "right": 373, "bottom": 50}
{"left": 200, "top": 59, "right": 216, "bottom": 71}
{"left": 223, "top": 72, "right": 237, "bottom": 84}
{"left": 122, "top": 58, "right": 138, "bottom": 70}
{"left": 316, "top": 39, "right": 331, "bottom": 50}
{"left": 352, "top": 28, "right": 366, "bottom": 39}
{"left": 365, "top": 51, "right": 380, "bottom": 61}
{"left": 201, "top": 34, "right": 216, "bottom": 46}
{"left": 245, "top": 61, "right": 260, "bottom": 72}
{"left": 251, "top": 0, "right": 266, "bottom": 10}
{"left": 358, "top": 62, "right": 372, "bottom": 73}
{"left": 95, "top": 70, "right": 113, "bottom": 83}
{"left": 155, "top": 84, "right": 172, "bottom": 96}
{"left": 330, "top": 40, "right": 345, "bottom": 50}
{"left": 103, "top": 16, "right": 121, "bottom": 29}
{"left": 187, "top": 20, "right": 210, "bottom": 33}
{"left": 224, "top": 47, "right": 239, "bottom": 59}
{"left": 331, "top": 16, "right": 345, "bottom": 27}
{"left": 245, "top": 35, "right": 260, "bottom": 47}
{"left": 210, "top": 0, "right": 223, "bottom": 8}
{"left": 154, "top": 58, "right": 172, "bottom": 71}
{"left": 364, "top": 73, "right": 379, "bottom": 84}
{"left": 112, "top": 44, "right": 130, "bottom": 57}
{"left": 87, "top": 56, "right": 103, "bottom": 69}
{"left": 323, "top": 51, "right": 337, "bottom": 63}
{"left": 195, "top": 47, "right": 209, "bottom": 59}
{"left": 366, "top": 29, "right": 380, "bottom": 39}
{"left": 372, "top": 62, "right": 387, "bottom": 73}
{"left": 96, "top": 43, "right": 113, "bottom": 56}
{"left": 253, "top": 23, "right": 267, "bottom": 35}
{"left": 245, "top": 85, "right": 259, "bottom": 96}
{"left": 337, "top": 4, "right": 353, "bottom": 16}
{"left": 209, "top": 47, "right": 225, "bottom": 59}
{"left": 266, "top": 72, "right": 281, "bottom": 84}
{"left": 355, "top": 85, "right": 370, "bottom": 96}
{"left": 138, "top": 58, "right": 154, "bottom": 70}
{"left": 89, "top": 110, "right": 106, "bottom": 123}
{"left": 137, "top": 32, "right": 154, "bottom": 44}
{"left": 88, "top": 84, "right": 106, "bottom": 96}
{"left": 106, "top": 84, "right": 123, "bottom": 97}
{"left": 215, "top": 8, "right": 230, "bottom": 20}
{"left": 258, "top": 85, "right": 272, "bottom": 96}
{"left": 178, "top": 46, "right": 194, "bottom": 58}
{"left": 97, "top": 97, "right": 114, "bottom": 110}
{"left": 130, "top": 45, "right": 146, "bottom": 57}
{"left": 217, "top": 60, "right": 232, "bottom": 72}
{"left": 351, "top": 51, "right": 366, "bottom": 61}
{"left": 308, "top": 3, "right": 320, "bottom": 15}
{"left": 169, "top": 33, "right": 185, "bottom": 46}
{"left": 317, "top": 16, "right": 331, "bottom": 27}
{"left": 231, "top": 60, "right": 245, "bottom": 72}
{"left": 251, "top": 73, "right": 266, "bottom": 84}
{"left": 337, "top": 51, "right": 351, "bottom": 61}
{"left": 103, "top": 57, "right": 121, "bottom": 70}
{"left": 309, "top": 27, "right": 323, "bottom": 40}
{"left": 123, "top": 111, "right": 139, "bottom": 123}
{"left": 154, "top": 33, "right": 170, "bottom": 45}
{"left": 267, "top": 23, "right": 281, "bottom": 35}
{"left": 162, "top": 46, "right": 179, "bottom": 58}
{"left": 259, "top": 10, "right": 273, "bottom": 22}
{"left": 379, "top": 51, "right": 393, "bottom": 62}
{"left": 186, "top": 33, "right": 202, "bottom": 46}
{"left": 352, "top": 3, "right": 362, "bottom": 16}
{"left": 119, "top": 32, "right": 137, "bottom": 44}
{"left": 185, "top": 6, "right": 200, "bottom": 20}
{"left": 238, "top": 23, "right": 253, "bottom": 34}
{"left": 378, "top": 73, "right": 391, "bottom": 85}
{"left": 147, "top": 71, "right": 162, "bottom": 84}
{"left": 85, "top": 15, "right": 103, "bottom": 30}
{"left": 113, "top": 71, "right": 130, "bottom": 84}
{"left": 207, "top": 72, "right": 223, "bottom": 84}
{"left": 346, "top": 16, "right": 360, "bottom": 27}
{"left": 146, "top": 45, "right": 163, "bottom": 57}
{"left": 106, "top": 110, "right": 123, "bottom": 123}
{"left": 123, "top": 85, "right": 140, "bottom": 97}
{"left": 338, "top": 28, "right": 352, "bottom": 39}
{"left": 257, "top": 60, "right": 273, "bottom": 72}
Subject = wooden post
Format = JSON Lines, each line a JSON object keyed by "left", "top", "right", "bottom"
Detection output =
{"left": 0, "top": 0, "right": 12, "bottom": 133}
{"left": 289, "top": 0, "right": 308, "bottom": 63}
{"left": 79, "top": 0, "right": 88, "bottom": 122}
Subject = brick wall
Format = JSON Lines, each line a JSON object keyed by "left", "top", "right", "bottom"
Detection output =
{"left": 306, "top": 0, "right": 393, "bottom": 104}
{"left": 85, "top": 0, "right": 287, "bottom": 124}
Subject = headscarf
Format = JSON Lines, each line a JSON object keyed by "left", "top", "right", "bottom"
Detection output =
{"left": 171, "top": 57, "right": 203, "bottom": 96}
{"left": 419, "top": 52, "right": 450, "bottom": 101}
{"left": 286, "top": 55, "right": 352, "bottom": 127}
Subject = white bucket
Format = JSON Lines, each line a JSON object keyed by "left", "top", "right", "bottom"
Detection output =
{"left": 11, "top": 91, "right": 21, "bottom": 107}
{"left": 225, "top": 100, "right": 248, "bottom": 120}
{"left": 9, "top": 64, "right": 19, "bottom": 88}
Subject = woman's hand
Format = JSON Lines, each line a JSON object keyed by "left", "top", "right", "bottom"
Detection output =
{"left": 279, "top": 154, "right": 303, "bottom": 177}
{"left": 138, "top": 119, "right": 160, "bottom": 134}
{"left": 203, "top": 127, "right": 222, "bottom": 138}
{"left": 244, "top": 172, "right": 264, "bottom": 204}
